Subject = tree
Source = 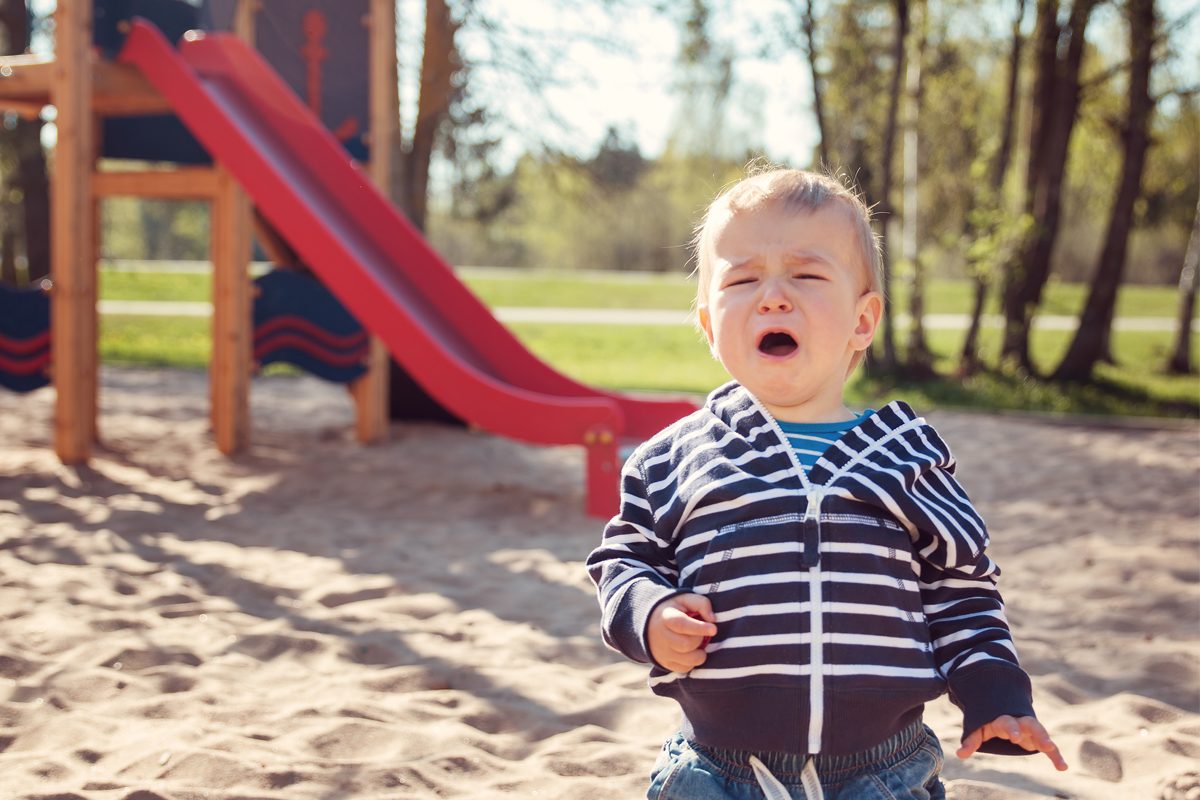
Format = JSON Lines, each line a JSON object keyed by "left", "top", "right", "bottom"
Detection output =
{"left": 797, "top": 0, "right": 830, "bottom": 169}
{"left": 667, "top": 0, "right": 737, "bottom": 162}
{"left": 874, "top": 0, "right": 909, "bottom": 372}
{"left": 0, "top": 0, "right": 50, "bottom": 284}
{"left": 900, "top": 0, "right": 934, "bottom": 376}
{"left": 958, "top": 0, "right": 1026, "bottom": 375}
{"left": 398, "top": 0, "right": 462, "bottom": 233}
{"left": 1000, "top": 0, "right": 1099, "bottom": 372}
{"left": 1165, "top": 189, "right": 1199, "bottom": 374}
{"left": 1052, "top": 0, "right": 1156, "bottom": 381}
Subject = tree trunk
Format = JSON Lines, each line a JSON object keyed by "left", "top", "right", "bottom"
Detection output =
{"left": 1165, "top": 184, "right": 1199, "bottom": 374}
{"left": 1001, "top": 0, "right": 1096, "bottom": 372}
{"left": 902, "top": 0, "right": 934, "bottom": 376}
{"left": 402, "top": 0, "right": 459, "bottom": 233}
{"left": 1, "top": 228, "right": 14, "bottom": 284}
{"left": 802, "top": 0, "right": 830, "bottom": 169}
{"left": 0, "top": 0, "right": 49, "bottom": 283}
{"left": 875, "top": 0, "right": 908, "bottom": 373}
{"left": 1052, "top": 0, "right": 1155, "bottom": 382}
{"left": 17, "top": 117, "right": 50, "bottom": 281}
{"left": 959, "top": 0, "right": 1025, "bottom": 375}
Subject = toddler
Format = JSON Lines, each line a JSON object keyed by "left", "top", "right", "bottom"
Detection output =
{"left": 586, "top": 168, "right": 1066, "bottom": 799}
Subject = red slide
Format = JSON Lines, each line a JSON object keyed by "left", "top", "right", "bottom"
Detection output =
{"left": 118, "top": 20, "right": 696, "bottom": 517}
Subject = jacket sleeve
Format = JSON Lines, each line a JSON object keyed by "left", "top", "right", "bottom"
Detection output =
{"left": 585, "top": 458, "right": 683, "bottom": 667}
{"left": 891, "top": 440, "right": 1037, "bottom": 755}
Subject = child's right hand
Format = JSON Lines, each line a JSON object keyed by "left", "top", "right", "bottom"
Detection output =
{"left": 647, "top": 594, "right": 718, "bottom": 673}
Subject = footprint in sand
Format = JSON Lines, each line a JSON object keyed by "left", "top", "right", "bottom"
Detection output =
{"left": 1079, "top": 739, "right": 1123, "bottom": 782}
{"left": 102, "top": 646, "right": 201, "bottom": 672}
{"left": 1160, "top": 771, "right": 1200, "bottom": 800}
{"left": 230, "top": 633, "right": 327, "bottom": 661}
{"left": 0, "top": 652, "right": 41, "bottom": 680}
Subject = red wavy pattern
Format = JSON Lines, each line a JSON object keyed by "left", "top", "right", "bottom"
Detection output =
{"left": 254, "top": 315, "right": 367, "bottom": 350}
{"left": 254, "top": 333, "right": 368, "bottom": 367}
{"left": 0, "top": 351, "right": 49, "bottom": 376}
{"left": 0, "top": 330, "right": 50, "bottom": 355}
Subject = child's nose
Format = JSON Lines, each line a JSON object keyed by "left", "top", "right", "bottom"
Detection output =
{"left": 758, "top": 281, "right": 793, "bottom": 314}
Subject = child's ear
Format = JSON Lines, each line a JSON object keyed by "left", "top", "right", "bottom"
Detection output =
{"left": 852, "top": 292, "right": 883, "bottom": 350}
{"left": 698, "top": 304, "right": 716, "bottom": 349}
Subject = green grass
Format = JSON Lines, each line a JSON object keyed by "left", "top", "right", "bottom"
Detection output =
{"left": 96, "top": 268, "right": 1200, "bottom": 419}
{"left": 101, "top": 270, "right": 212, "bottom": 303}
{"left": 858, "top": 328, "right": 1200, "bottom": 418}
{"left": 99, "top": 266, "right": 1194, "bottom": 319}
{"left": 508, "top": 322, "right": 1199, "bottom": 418}
{"left": 101, "top": 315, "right": 210, "bottom": 368}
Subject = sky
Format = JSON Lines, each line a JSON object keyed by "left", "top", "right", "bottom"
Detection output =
{"left": 400, "top": 0, "right": 822, "bottom": 169}
{"left": 410, "top": 0, "right": 1200, "bottom": 171}
{"left": 22, "top": 0, "right": 1200, "bottom": 171}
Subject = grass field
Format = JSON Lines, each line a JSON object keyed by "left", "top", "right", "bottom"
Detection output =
{"left": 94, "top": 265, "right": 1200, "bottom": 418}
{"left": 99, "top": 264, "right": 1194, "bottom": 319}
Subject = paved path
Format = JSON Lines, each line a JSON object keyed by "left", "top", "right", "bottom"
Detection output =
{"left": 97, "top": 299, "right": 1197, "bottom": 332}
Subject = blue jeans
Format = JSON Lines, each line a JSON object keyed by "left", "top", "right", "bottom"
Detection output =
{"left": 647, "top": 720, "right": 946, "bottom": 800}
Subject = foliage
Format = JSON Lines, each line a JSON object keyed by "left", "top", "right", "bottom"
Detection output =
{"left": 101, "top": 198, "right": 209, "bottom": 261}
{"left": 429, "top": 143, "right": 746, "bottom": 272}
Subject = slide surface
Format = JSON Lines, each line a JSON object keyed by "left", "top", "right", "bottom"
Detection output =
{"left": 118, "top": 22, "right": 696, "bottom": 456}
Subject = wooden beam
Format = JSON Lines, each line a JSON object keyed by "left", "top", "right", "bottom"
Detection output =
{"left": 0, "top": 56, "right": 171, "bottom": 116}
{"left": 51, "top": 0, "right": 97, "bottom": 463}
{"left": 210, "top": 167, "right": 252, "bottom": 455}
{"left": 0, "top": 54, "right": 53, "bottom": 103}
{"left": 94, "top": 61, "right": 172, "bottom": 116}
{"left": 0, "top": 98, "right": 46, "bottom": 118}
{"left": 351, "top": 0, "right": 398, "bottom": 444}
{"left": 93, "top": 168, "right": 221, "bottom": 200}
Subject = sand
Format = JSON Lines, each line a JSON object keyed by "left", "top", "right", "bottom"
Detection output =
{"left": 0, "top": 366, "right": 1197, "bottom": 800}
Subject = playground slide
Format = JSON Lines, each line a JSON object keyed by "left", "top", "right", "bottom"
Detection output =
{"left": 117, "top": 21, "right": 696, "bottom": 516}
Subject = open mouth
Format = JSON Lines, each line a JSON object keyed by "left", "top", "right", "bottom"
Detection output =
{"left": 757, "top": 331, "right": 798, "bottom": 357}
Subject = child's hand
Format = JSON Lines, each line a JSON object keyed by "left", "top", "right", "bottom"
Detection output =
{"left": 957, "top": 715, "right": 1068, "bottom": 771}
{"left": 647, "top": 594, "right": 717, "bottom": 673}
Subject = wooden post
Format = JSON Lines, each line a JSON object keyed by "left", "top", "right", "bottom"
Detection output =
{"left": 204, "top": 0, "right": 257, "bottom": 455}
{"left": 51, "top": 0, "right": 97, "bottom": 462}
{"left": 351, "top": 0, "right": 396, "bottom": 444}
{"left": 234, "top": 0, "right": 259, "bottom": 44}
{"left": 210, "top": 167, "right": 252, "bottom": 454}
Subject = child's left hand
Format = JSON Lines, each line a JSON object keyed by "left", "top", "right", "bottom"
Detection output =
{"left": 957, "top": 715, "right": 1069, "bottom": 771}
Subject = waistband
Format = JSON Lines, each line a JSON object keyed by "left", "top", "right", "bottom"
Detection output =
{"left": 688, "top": 718, "right": 928, "bottom": 785}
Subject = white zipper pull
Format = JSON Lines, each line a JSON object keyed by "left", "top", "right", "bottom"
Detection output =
{"left": 805, "top": 490, "right": 822, "bottom": 521}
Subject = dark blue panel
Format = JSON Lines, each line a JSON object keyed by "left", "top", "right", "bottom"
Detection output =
{"left": 252, "top": 269, "right": 367, "bottom": 384}
{"left": 0, "top": 284, "right": 51, "bottom": 393}
{"left": 95, "top": 0, "right": 205, "bottom": 58}
{"left": 96, "top": 0, "right": 213, "bottom": 163}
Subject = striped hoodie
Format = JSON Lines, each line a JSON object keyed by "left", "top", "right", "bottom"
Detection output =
{"left": 586, "top": 382, "right": 1036, "bottom": 757}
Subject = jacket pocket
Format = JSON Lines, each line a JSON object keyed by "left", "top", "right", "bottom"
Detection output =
{"left": 677, "top": 514, "right": 812, "bottom": 675}
{"left": 679, "top": 513, "right": 807, "bottom": 594}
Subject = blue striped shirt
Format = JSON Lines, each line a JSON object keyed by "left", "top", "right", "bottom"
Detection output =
{"left": 778, "top": 411, "right": 874, "bottom": 473}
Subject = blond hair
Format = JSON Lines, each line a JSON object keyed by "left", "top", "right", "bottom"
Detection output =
{"left": 692, "top": 166, "right": 883, "bottom": 309}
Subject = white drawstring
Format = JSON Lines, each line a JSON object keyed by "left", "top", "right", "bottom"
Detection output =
{"left": 748, "top": 755, "right": 824, "bottom": 800}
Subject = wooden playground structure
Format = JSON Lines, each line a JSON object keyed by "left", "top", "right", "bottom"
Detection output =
{"left": 0, "top": 0, "right": 396, "bottom": 464}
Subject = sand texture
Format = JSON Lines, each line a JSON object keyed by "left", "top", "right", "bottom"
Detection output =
{"left": 1, "top": 367, "right": 1197, "bottom": 799}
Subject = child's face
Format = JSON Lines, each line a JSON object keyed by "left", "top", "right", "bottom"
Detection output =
{"left": 698, "top": 201, "right": 882, "bottom": 423}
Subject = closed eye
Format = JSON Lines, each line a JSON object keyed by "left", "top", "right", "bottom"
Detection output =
{"left": 793, "top": 273, "right": 828, "bottom": 281}
{"left": 723, "top": 277, "right": 758, "bottom": 288}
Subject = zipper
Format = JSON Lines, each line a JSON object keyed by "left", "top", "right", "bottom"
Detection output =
{"left": 804, "top": 488, "right": 825, "bottom": 754}
{"left": 742, "top": 393, "right": 826, "bottom": 758}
